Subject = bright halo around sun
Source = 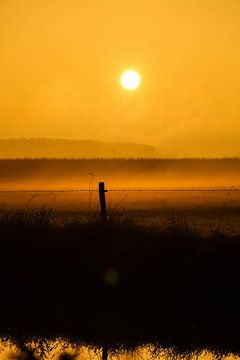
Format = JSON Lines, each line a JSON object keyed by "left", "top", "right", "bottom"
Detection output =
{"left": 120, "top": 70, "right": 141, "bottom": 90}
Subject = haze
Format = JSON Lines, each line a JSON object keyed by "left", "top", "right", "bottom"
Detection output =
{"left": 1, "top": 0, "right": 240, "bottom": 157}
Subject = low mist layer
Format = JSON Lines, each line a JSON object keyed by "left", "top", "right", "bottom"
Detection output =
{"left": 0, "top": 158, "right": 240, "bottom": 189}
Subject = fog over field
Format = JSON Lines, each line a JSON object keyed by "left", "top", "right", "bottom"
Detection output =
{"left": 1, "top": 158, "right": 240, "bottom": 228}
{"left": 0, "top": 158, "right": 240, "bottom": 189}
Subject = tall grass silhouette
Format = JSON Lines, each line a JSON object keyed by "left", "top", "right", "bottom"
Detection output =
{"left": 1, "top": 207, "right": 240, "bottom": 355}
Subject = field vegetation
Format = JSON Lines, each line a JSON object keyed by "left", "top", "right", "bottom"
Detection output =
{"left": 1, "top": 158, "right": 240, "bottom": 357}
{"left": 1, "top": 207, "right": 240, "bottom": 357}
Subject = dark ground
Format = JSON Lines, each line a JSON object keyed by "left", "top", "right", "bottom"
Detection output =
{"left": 1, "top": 208, "right": 240, "bottom": 356}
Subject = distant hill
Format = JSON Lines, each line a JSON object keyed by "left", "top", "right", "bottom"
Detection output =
{"left": 0, "top": 139, "right": 160, "bottom": 159}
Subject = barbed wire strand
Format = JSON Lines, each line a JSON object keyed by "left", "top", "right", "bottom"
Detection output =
{"left": 0, "top": 188, "right": 240, "bottom": 193}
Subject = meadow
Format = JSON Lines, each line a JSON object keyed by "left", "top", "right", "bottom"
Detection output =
{"left": 1, "top": 207, "right": 240, "bottom": 357}
{"left": 1, "top": 159, "right": 240, "bottom": 357}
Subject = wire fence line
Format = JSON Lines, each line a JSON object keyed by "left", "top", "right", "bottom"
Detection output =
{"left": 0, "top": 188, "right": 240, "bottom": 193}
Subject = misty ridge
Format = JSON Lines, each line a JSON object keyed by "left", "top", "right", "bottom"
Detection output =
{"left": 0, "top": 138, "right": 160, "bottom": 159}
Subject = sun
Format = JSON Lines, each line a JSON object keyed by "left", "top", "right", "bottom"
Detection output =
{"left": 120, "top": 70, "right": 141, "bottom": 90}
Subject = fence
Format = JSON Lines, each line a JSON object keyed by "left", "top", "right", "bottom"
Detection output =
{"left": 0, "top": 183, "right": 240, "bottom": 221}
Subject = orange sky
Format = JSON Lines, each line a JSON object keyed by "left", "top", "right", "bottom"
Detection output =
{"left": 0, "top": 0, "right": 240, "bottom": 157}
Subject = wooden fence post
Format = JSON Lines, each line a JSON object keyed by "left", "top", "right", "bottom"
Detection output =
{"left": 99, "top": 182, "right": 107, "bottom": 221}
{"left": 102, "top": 347, "right": 108, "bottom": 360}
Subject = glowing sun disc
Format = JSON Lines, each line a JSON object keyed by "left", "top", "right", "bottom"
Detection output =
{"left": 121, "top": 70, "right": 141, "bottom": 90}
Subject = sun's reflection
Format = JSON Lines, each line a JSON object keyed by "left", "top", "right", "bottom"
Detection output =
{"left": 0, "top": 341, "right": 238, "bottom": 360}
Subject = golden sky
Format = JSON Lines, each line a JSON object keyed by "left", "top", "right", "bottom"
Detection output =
{"left": 0, "top": 0, "right": 240, "bottom": 157}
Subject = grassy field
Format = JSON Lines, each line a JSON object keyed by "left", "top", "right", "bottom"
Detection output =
{"left": 1, "top": 159, "right": 240, "bottom": 356}
{"left": 1, "top": 207, "right": 240, "bottom": 356}
{"left": 1, "top": 188, "right": 240, "bottom": 233}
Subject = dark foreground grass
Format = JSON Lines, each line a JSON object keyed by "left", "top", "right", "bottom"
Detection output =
{"left": 1, "top": 208, "right": 240, "bottom": 356}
